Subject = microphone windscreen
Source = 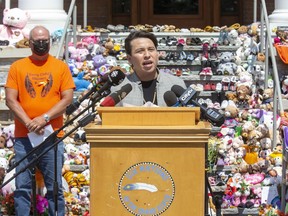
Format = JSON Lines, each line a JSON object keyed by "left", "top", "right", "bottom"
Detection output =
{"left": 163, "top": 91, "right": 179, "bottom": 107}
{"left": 171, "top": 85, "right": 186, "bottom": 97}
{"left": 100, "top": 83, "right": 132, "bottom": 106}
{"left": 107, "top": 66, "right": 126, "bottom": 86}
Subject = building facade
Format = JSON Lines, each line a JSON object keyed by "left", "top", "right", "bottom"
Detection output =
{"left": 0, "top": 0, "right": 275, "bottom": 30}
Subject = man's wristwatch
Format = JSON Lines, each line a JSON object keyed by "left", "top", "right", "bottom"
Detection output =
{"left": 43, "top": 114, "right": 50, "bottom": 123}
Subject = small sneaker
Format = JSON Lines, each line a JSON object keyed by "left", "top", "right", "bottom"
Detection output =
{"left": 204, "top": 83, "right": 211, "bottom": 91}
{"left": 210, "top": 83, "right": 216, "bottom": 91}
{"left": 216, "top": 83, "right": 222, "bottom": 91}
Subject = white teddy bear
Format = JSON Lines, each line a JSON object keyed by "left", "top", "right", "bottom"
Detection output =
{"left": 0, "top": 8, "right": 31, "bottom": 45}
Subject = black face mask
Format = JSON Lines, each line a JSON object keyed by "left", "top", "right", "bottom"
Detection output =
{"left": 31, "top": 39, "right": 50, "bottom": 56}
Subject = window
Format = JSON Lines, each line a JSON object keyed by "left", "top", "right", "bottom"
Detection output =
{"left": 153, "top": 0, "right": 199, "bottom": 15}
{"left": 112, "top": 0, "right": 130, "bottom": 14}
{"left": 221, "top": 0, "right": 239, "bottom": 15}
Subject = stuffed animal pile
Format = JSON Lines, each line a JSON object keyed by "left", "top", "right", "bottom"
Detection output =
{"left": 0, "top": 8, "right": 30, "bottom": 46}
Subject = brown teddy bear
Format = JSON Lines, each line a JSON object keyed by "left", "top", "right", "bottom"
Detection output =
{"left": 236, "top": 85, "right": 252, "bottom": 102}
{"left": 224, "top": 105, "right": 239, "bottom": 127}
{"left": 226, "top": 92, "right": 238, "bottom": 104}
{"left": 237, "top": 25, "right": 248, "bottom": 35}
{"left": 260, "top": 88, "right": 273, "bottom": 111}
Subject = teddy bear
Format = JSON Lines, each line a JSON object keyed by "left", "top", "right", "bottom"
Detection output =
{"left": 260, "top": 88, "right": 273, "bottom": 111}
{"left": 216, "top": 52, "right": 238, "bottom": 75}
{"left": 237, "top": 25, "right": 248, "bottom": 35}
{"left": 253, "top": 64, "right": 265, "bottom": 89}
{"left": 259, "top": 137, "right": 272, "bottom": 150}
{"left": 92, "top": 54, "right": 111, "bottom": 76}
{"left": 64, "top": 143, "right": 84, "bottom": 165}
{"left": 223, "top": 105, "right": 239, "bottom": 128}
{"left": 0, "top": 8, "right": 31, "bottom": 45}
{"left": 225, "top": 92, "right": 238, "bottom": 105}
{"left": 236, "top": 85, "right": 252, "bottom": 103}
{"left": 227, "top": 29, "right": 242, "bottom": 46}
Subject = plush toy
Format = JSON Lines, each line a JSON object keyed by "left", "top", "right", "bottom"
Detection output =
{"left": 224, "top": 105, "right": 239, "bottom": 128}
{"left": 0, "top": 8, "right": 31, "bottom": 45}
{"left": 227, "top": 29, "right": 242, "bottom": 46}
{"left": 92, "top": 54, "right": 111, "bottom": 76}
{"left": 64, "top": 143, "right": 83, "bottom": 165}
{"left": 236, "top": 85, "right": 252, "bottom": 103}
{"left": 280, "top": 75, "right": 288, "bottom": 99}
{"left": 216, "top": 52, "right": 238, "bottom": 75}
{"left": 238, "top": 25, "right": 248, "bottom": 35}
{"left": 253, "top": 65, "right": 265, "bottom": 89}
{"left": 259, "top": 137, "right": 272, "bottom": 150}
{"left": 260, "top": 88, "right": 273, "bottom": 111}
{"left": 68, "top": 46, "right": 90, "bottom": 69}
{"left": 73, "top": 71, "right": 92, "bottom": 92}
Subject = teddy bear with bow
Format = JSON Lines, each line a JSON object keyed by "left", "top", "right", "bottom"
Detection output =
{"left": 0, "top": 8, "right": 31, "bottom": 46}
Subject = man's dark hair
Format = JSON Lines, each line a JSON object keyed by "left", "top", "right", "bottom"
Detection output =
{"left": 124, "top": 31, "right": 158, "bottom": 55}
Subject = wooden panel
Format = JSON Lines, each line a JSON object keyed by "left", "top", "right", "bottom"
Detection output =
{"left": 86, "top": 125, "right": 209, "bottom": 216}
{"left": 97, "top": 107, "right": 201, "bottom": 126}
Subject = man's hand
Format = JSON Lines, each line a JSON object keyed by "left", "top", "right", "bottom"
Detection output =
{"left": 26, "top": 115, "right": 46, "bottom": 135}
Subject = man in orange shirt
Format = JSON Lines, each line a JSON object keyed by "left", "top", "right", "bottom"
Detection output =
{"left": 5, "top": 25, "right": 75, "bottom": 216}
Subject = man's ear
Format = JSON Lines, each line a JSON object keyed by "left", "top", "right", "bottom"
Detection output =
{"left": 127, "top": 54, "right": 132, "bottom": 63}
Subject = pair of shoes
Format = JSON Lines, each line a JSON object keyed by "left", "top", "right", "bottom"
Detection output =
{"left": 204, "top": 83, "right": 215, "bottom": 91}
{"left": 166, "top": 36, "right": 177, "bottom": 46}
{"left": 199, "top": 67, "right": 212, "bottom": 76}
{"left": 177, "top": 38, "right": 185, "bottom": 46}
{"left": 107, "top": 24, "right": 125, "bottom": 32}
{"left": 221, "top": 77, "right": 230, "bottom": 91}
{"left": 190, "top": 84, "right": 204, "bottom": 91}
{"left": 186, "top": 52, "right": 194, "bottom": 61}
{"left": 179, "top": 51, "right": 187, "bottom": 60}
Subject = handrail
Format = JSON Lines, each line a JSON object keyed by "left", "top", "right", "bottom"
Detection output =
{"left": 260, "top": 0, "right": 286, "bottom": 213}
{"left": 55, "top": 0, "right": 76, "bottom": 59}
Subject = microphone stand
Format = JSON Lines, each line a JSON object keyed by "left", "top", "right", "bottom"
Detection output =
{"left": 1, "top": 93, "right": 107, "bottom": 216}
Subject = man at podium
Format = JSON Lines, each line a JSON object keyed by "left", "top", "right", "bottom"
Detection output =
{"left": 111, "top": 31, "right": 186, "bottom": 106}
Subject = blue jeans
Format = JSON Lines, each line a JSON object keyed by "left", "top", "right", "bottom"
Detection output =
{"left": 14, "top": 137, "right": 65, "bottom": 216}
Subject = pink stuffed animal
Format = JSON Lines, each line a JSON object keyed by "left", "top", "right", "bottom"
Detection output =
{"left": 0, "top": 8, "right": 30, "bottom": 45}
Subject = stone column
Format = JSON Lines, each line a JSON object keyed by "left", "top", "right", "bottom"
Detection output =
{"left": 269, "top": 0, "right": 288, "bottom": 31}
{"left": 18, "top": 0, "right": 68, "bottom": 33}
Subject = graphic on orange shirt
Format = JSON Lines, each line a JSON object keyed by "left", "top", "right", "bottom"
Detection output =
{"left": 24, "top": 73, "right": 53, "bottom": 98}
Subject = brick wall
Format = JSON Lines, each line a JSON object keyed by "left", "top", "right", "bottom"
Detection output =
{"left": 0, "top": 1, "right": 277, "bottom": 30}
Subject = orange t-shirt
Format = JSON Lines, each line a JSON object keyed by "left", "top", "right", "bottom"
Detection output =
{"left": 5, "top": 55, "right": 75, "bottom": 138}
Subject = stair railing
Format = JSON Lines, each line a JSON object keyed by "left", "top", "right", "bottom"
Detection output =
{"left": 260, "top": 0, "right": 286, "bottom": 213}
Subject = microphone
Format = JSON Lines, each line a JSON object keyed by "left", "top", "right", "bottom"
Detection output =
{"left": 66, "top": 66, "right": 126, "bottom": 115}
{"left": 100, "top": 83, "right": 132, "bottom": 106}
{"left": 163, "top": 91, "right": 182, "bottom": 107}
{"left": 171, "top": 85, "right": 197, "bottom": 106}
{"left": 171, "top": 85, "right": 225, "bottom": 127}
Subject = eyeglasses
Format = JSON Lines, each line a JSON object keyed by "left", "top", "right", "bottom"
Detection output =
{"left": 30, "top": 39, "right": 50, "bottom": 44}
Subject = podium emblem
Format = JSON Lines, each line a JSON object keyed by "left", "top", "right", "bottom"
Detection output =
{"left": 119, "top": 162, "right": 175, "bottom": 215}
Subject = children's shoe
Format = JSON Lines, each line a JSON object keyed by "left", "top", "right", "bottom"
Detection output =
{"left": 204, "top": 83, "right": 211, "bottom": 91}
{"left": 202, "top": 42, "right": 210, "bottom": 59}
{"left": 210, "top": 83, "right": 216, "bottom": 91}
{"left": 221, "top": 77, "right": 230, "bottom": 91}
{"left": 216, "top": 83, "right": 222, "bottom": 91}
{"left": 179, "top": 51, "right": 187, "bottom": 60}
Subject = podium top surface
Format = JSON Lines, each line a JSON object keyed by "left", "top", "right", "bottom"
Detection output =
{"left": 96, "top": 107, "right": 202, "bottom": 127}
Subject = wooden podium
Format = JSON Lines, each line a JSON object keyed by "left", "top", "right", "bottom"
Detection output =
{"left": 85, "top": 107, "right": 211, "bottom": 216}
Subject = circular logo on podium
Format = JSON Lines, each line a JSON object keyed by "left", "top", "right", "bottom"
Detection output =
{"left": 119, "top": 162, "right": 175, "bottom": 216}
